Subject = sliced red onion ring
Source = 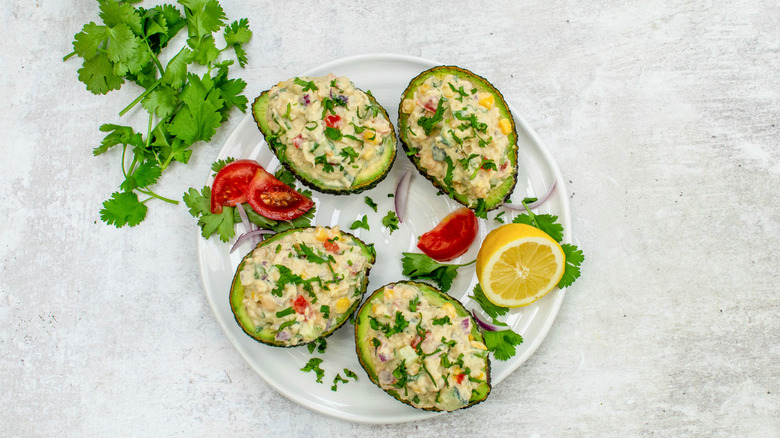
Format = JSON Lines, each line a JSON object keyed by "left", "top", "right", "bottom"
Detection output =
{"left": 395, "top": 171, "right": 411, "bottom": 223}
{"left": 230, "top": 229, "right": 275, "bottom": 253}
{"left": 503, "top": 180, "right": 557, "bottom": 211}
{"left": 471, "top": 310, "right": 498, "bottom": 332}
{"left": 234, "top": 203, "right": 254, "bottom": 233}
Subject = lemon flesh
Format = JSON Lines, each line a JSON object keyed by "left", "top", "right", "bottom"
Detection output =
{"left": 476, "top": 223, "right": 565, "bottom": 307}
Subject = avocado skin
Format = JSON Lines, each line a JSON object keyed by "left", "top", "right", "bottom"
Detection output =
{"left": 230, "top": 227, "right": 375, "bottom": 348}
{"left": 354, "top": 280, "right": 492, "bottom": 412}
{"left": 397, "top": 65, "right": 519, "bottom": 213}
{"left": 252, "top": 86, "right": 397, "bottom": 195}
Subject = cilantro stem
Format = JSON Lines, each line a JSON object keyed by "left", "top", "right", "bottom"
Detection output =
{"left": 137, "top": 188, "right": 178, "bottom": 205}
{"left": 521, "top": 201, "right": 541, "bottom": 229}
{"left": 63, "top": 51, "right": 77, "bottom": 61}
{"left": 119, "top": 78, "right": 162, "bottom": 117}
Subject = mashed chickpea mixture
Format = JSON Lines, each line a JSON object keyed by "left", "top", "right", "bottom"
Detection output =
{"left": 238, "top": 226, "right": 373, "bottom": 346}
{"left": 361, "top": 282, "right": 490, "bottom": 411}
{"left": 400, "top": 74, "right": 515, "bottom": 206}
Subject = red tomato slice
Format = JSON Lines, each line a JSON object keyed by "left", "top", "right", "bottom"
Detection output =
{"left": 417, "top": 207, "right": 479, "bottom": 261}
{"left": 246, "top": 167, "right": 314, "bottom": 221}
{"left": 210, "top": 160, "right": 262, "bottom": 214}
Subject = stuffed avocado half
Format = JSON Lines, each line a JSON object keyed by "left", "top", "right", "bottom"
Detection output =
{"left": 355, "top": 281, "right": 491, "bottom": 412}
{"left": 253, "top": 74, "right": 397, "bottom": 194}
{"left": 230, "top": 226, "right": 376, "bottom": 347}
{"left": 398, "top": 66, "right": 518, "bottom": 213}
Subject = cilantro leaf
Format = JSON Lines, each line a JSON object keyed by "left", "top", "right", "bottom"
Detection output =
{"left": 469, "top": 284, "right": 508, "bottom": 325}
{"left": 331, "top": 373, "right": 350, "bottom": 391}
{"left": 211, "top": 157, "right": 235, "bottom": 174}
{"left": 382, "top": 211, "right": 399, "bottom": 234}
{"left": 350, "top": 215, "right": 370, "bottom": 231}
{"left": 274, "top": 167, "right": 297, "bottom": 186}
{"left": 168, "top": 73, "right": 224, "bottom": 145}
{"left": 94, "top": 124, "right": 144, "bottom": 156}
{"left": 132, "top": 160, "right": 162, "bottom": 188}
{"left": 512, "top": 212, "right": 564, "bottom": 243}
{"left": 142, "top": 84, "right": 178, "bottom": 119}
{"left": 558, "top": 243, "right": 584, "bottom": 288}
{"left": 183, "top": 186, "right": 211, "bottom": 217}
{"left": 223, "top": 18, "right": 251, "bottom": 67}
{"left": 100, "top": 191, "right": 147, "bottom": 227}
{"left": 72, "top": 22, "right": 106, "bottom": 60}
{"left": 483, "top": 329, "right": 523, "bottom": 361}
{"left": 78, "top": 53, "right": 124, "bottom": 95}
{"left": 401, "top": 253, "right": 474, "bottom": 292}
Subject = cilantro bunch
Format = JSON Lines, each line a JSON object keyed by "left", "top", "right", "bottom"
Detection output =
{"left": 64, "top": 0, "right": 252, "bottom": 227}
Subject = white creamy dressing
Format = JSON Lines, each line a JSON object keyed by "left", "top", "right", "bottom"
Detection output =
{"left": 365, "top": 283, "right": 488, "bottom": 411}
{"left": 239, "top": 226, "right": 371, "bottom": 345}
{"left": 401, "top": 74, "right": 515, "bottom": 205}
{"left": 266, "top": 75, "right": 393, "bottom": 189}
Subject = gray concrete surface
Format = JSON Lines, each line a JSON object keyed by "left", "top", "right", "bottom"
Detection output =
{"left": 1, "top": 0, "right": 778, "bottom": 435}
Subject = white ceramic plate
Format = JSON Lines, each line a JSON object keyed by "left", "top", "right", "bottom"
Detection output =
{"left": 197, "top": 54, "right": 572, "bottom": 423}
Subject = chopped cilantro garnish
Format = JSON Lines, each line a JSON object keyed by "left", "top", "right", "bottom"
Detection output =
{"left": 364, "top": 196, "right": 378, "bottom": 212}
{"left": 301, "top": 358, "right": 325, "bottom": 383}
{"left": 350, "top": 215, "right": 370, "bottom": 231}
{"left": 417, "top": 98, "right": 445, "bottom": 135}
{"left": 382, "top": 211, "right": 399, "bottom": 234}
{"left": 483, "top": 329, "right": 524, "bottom": 361}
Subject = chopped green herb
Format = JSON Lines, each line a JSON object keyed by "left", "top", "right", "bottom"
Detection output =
{"left": 307, "top": 337, "right": 328, "bottom": 354}
{"left": 331, "top": 373, "right": 350, "bottom": 391}
{"left": 301, "top": 358, "right": 325, "bottom": 383}
{"left": 417, "top": 98, "right": 445, "bottom": 135}
{"left": 484, "top": 329, "right": 524, "bottom": 361}
{"left": 350, "top": 215, "right": 370, "bottom": 231}
{"left": 275, "top": 307, "right": 294, "bottom": 318}
{"left": 432, "top": 316, "right": 451, "bottom": 326}
{"left": 382, "top": 211, "right": 399, "bottom": 234}
{"left": 364, "top": 196, "right": 378, "bottom": 212}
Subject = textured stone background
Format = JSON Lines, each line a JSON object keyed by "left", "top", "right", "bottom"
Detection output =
{"left": 1, "top": 0, "right": 778, "bottom": 436}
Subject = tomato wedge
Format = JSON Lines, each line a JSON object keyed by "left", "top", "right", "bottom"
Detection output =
{"left": 246, "top": 166, "right": 314, "bottom": 220}
{"left": 417, "top": 207, "right": 479, "bottom": 261}
{"left": 210, "top": 160, "right": 261, "bottom": 214}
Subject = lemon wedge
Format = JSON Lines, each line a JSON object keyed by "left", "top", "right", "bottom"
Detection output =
{"left": 476, "top": 223, "right": 565, "bottom": 307}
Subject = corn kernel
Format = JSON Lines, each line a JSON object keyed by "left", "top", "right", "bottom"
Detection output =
{"left": 384, "top": 289, "right": 395, "bottom": 300}
{"left": 364, "top": 131, "right": 380, "bottom": 144}
{"left": 418, "top": 83, "right": 431, "bottom": 94}
{"left": 315, "top": 228, "right": 328, "bottom": 241}
{"left": 476, "top": 372, "right": 486, "bottom": 380}
{"left": 371, "top": 303, "right": 379, "bottom": 314}
{"left": 335, "top": 297, "right": 351, "bottom": 313}
{"left": 401, "top": 99, "right": 415, "bottom": 113}
{"left": 499, "top": 118, "right": 512, "bottom": 135}
{"left": 470, "top": 340, "right": 487, "bottom": 350}
{"left": 442, "top": 302, "right": 456, "bottom": 319}
{"left": 478, "top": 93, "right": 494, "bottom": 109}
{"left": 468, "top": 334, "right": 474, "bottom": 341}
{"left": 442, "top": 86, "right": 454, "bottom": 98}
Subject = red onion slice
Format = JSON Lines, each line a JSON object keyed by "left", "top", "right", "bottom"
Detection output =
{"left": 503, "top": 180, "right": 557, "bottom": 211}
{"left": 471, "top": 310, "right": 498, "bottom": 332}
{"left": 234, "top": 203, "right": 254, "bottom": 233}
{"left": 395, "top": 171, "right": 412, "bottom": 223}
{"left": 230, "top": 229, "right": 275, "bottom": 253}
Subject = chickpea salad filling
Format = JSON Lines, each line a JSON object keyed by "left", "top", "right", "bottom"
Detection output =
{"left": 235, "top": 226, "right": 374, "bottom": 346}
{"left": 357, "top": 282, "right": 491, "bottom": 411}
{"left": 400, "top": 73, "right": 516, "bottom": 206}
{"left": 265, "top": 74, "right": 395, "bottom": 190}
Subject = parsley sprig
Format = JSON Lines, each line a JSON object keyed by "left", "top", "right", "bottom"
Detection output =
{"left": 65, "top": 1, "right": 251, "bottom": 227}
